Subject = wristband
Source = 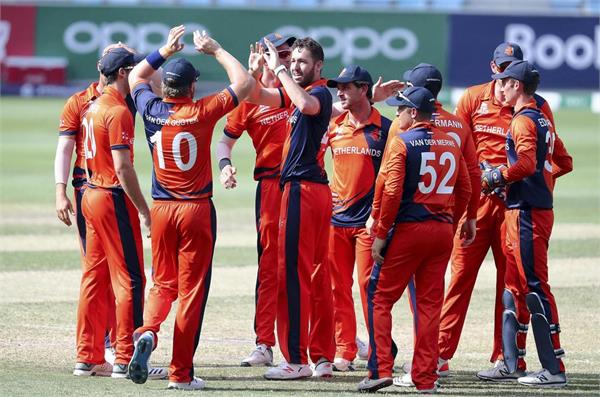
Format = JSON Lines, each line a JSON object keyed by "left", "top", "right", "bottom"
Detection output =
{"left": 219, "top": 158, "right": 232, "bottom": 171}
{"left": 146, "top": 50, "right": 166, "bottom": 70}
{"left": 274, "top": 65, "right": 287, "bottom": 76}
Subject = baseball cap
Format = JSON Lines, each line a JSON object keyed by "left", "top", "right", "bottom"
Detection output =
{"left": 162, "top": 58, "right": 200, "bottom": 87}
{"left": 259, "top": 32, "right": 296, "bottom": 49}
{"left": 386, "top": 86, "right": 436, "bottom": 113}
{"left": 98, "top": 47, "right": 135, "bottom": 76}
{"left": 491, "top": 60, "right": 540, "bottom": 84}
{"left": 326, "top": 65, "right": 373, "bottom": 88}
{"left": 403, "top": 63, "right": 443, "bottom": 96}
{"left": 493, "top": 42, "right": 524, "bottom": 65}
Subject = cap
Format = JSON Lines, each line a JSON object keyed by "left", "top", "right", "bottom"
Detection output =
{"left": 162, "top": 58, "right": 200, "bottom": 87}
{"left": 386, "top": 86, "right": 436, "bottom": 113}
{"left": 259, "top": 32, "right": 296, "bottom": 49}
{"left": 492, "top": 60, "right": 539, "bottom": 84}
{"left": 132, "top": 53, "right": 146, "bottom": 64}
{"left": 98, "top": 47, "right": 135, "bottom": 76}
{"left": 403, "top": 63, "right": 442, "bottom": 95}
{"left": 326, "top": 65, "right": 373, "bottom": 88}
{"left": 493, "top": 42, "right": 524, "bottom": 65}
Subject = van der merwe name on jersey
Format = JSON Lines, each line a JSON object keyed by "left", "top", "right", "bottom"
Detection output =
{"left": 145, "top": 114, "right": 199, "bottom": 126}
{"left": 408, "top": 138, "right": 457, "bottom": 147}
{"left": 332, "top": 146, "right": 382, "bottom": 157}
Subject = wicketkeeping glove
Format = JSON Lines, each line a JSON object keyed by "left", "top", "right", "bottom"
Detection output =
{"left": 480, "top": 162, "right": 507, "bottom": 195}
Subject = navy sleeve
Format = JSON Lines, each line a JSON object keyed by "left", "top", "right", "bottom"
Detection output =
{"left": 131, "top": 83, "right": 159, "bottom": 117}
{"left": 311, "top": 86, "right": 332, "bottom": 122}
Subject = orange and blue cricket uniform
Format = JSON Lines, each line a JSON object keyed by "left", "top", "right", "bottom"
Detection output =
{"left": 367, "top": 121, "right": 471, "bottom": 390}
{"left": 224, "top": 100, "right": 288, "bottom": 348}
{"left": 276, "top": 79, "right": 336, "bottom": 365}
{"left": 501, "top": 98, "right": 572, "bottom": 372}
{"left": 131, "top": 82, "right": 238, "bottom": 382}
{"left": 79, "top": 86, "right": 145, "bottom": 366}
{"left": 438, "top": 80, "right": 556, "bottom": 363}
{"left": 326, "top": 108, "right": 390, "bottom": 361}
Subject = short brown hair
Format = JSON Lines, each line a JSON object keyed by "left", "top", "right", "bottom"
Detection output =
{"left": 161, "top": 82, "right": 191, "bottom": 98}
{"left": 292, "top": 37, "right": 324, "bottom": 62}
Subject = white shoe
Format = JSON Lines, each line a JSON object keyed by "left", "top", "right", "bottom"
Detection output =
{"left": 518, "top": 369, "right": 567, "bottom": 388}
{"left": 333, "top": 357, "right": 355, "bottom": 372}
{"left": 311, "top": 357, "right": 333, "bottom": 378}
{"left": 104, "top": 347, "right": 116, "bottom": 366}
{"left": 401, "top": 357, "right": 449, "bottom": 377}
{"left": 477, "top": 359, "right": 525, "bottom": 382}
{"left": 357, "top": 377, "right": 393, "bottom": 393}
{"left": 111, "top": 363, "right": 129, "bottom": 379}
{"left": 168, "top": 377, "right": 205, "bottom": 390}
{"left": 356, "top": 338, "right": 369, "bottom": 361}
{"left": 393, "top": 373, "right": 414, "bottom": 387}
{"left": 264, "top": 362, "right": 312, "bottom": 380}
{"left": 73, "top": 361, "right": 113, "bottom": 377}
{"left": 147, "top": 365, "right": 168, "bottom": 380}
{"left": 128, "top": 330, "right": 154, "bottom": 384}
{"left": 240, "top": 344, "right": 273, "bottom": 367}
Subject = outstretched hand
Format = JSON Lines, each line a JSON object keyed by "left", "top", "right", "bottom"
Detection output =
{"left": 371, "top": 77, "right": 405, "bottom": 102}
{"left": 193, "top": 30, "right": 222, "bottom": 55}
{"left": 161, "top": 25, "right": 185, "bottom": 57}
{"left": 248, "top": 42, "right": 265, "bottom": 76}
{"left": 261, "top": 39, "right": 281, "bottom": 71}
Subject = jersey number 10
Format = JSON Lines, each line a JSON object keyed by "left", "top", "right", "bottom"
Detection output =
{"left": 150, "top": 130, "right": 198, "bottom": 171}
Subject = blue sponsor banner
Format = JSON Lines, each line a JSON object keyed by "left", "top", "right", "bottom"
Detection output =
{"left": 448, "top": 14, "right": 599, "bottom": 89}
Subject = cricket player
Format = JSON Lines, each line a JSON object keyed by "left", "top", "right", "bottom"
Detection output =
{"left": 324, "top": 65, "right": 391, "bottom": 372}
{"left": 480, "top": 60, "right": 572, "bottom": 388}
{"left": 248, "top": 37, "right": 335, "bottom": 380}
{"left": 216, "top": 33, "right": 295, "bottom": 367}
{"left": 126, "top": 26, "right": 252, "bottom": 390}
{"left": 358, "top": 87, "right": 471, "bottom": 393}
{"left": 76, "top": 47, "right": 150, "bottom": 379}
{"left": 439, "top": 42, "right": 557, "bottom": 378}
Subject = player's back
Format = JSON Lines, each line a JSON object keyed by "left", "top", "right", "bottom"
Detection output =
{"left": 395, "top": 124, "right": 465, "bottom": 223}
{"left": 82, "top": 86, "right": 135, "bottom": 189}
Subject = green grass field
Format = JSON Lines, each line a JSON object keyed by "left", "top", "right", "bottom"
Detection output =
{"left": 0, "top": 97, "right": 599, "bottom": 396}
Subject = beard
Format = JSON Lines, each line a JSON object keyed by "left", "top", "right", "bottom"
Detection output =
{"left": 294, "top": 67, "right": 317, "bottom": 88}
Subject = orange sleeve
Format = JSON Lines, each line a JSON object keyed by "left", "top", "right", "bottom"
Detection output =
{"left": 461, "top": 126, "right": 480, "bottom": 219}
{"left": 552, "top": 132, "right": 573, "bottom": 179}
{"left": 375, "top": 138, "right": 406, "bottom": 240}
{"left": 502, "top": 116, "right": 537, "bottom": 183}
{"left": 455, "top": 88, "right": 474, "bottom": 130}
{"left": 224, "top": 102, "right": 249, "bottom": 139}
{"left": 59, "top": 95, "right": 80, "bottom": 135}
{"left": 453, "top": 155, "right": 472, "bottom": 225}
{"left": 198, "top": 87, "right": 239, "bottom": 123}
{"left": 107, "top": 107, "right": 135, "bottom": 150}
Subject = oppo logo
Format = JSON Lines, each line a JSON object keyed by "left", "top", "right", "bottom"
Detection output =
{"left": 63, "top": 21, "right": 209, "bottom": 55}
{"left": 276, "top": 25, "right": 418, "bottom": 64}
{"left": 506, "top": 23, "right": 600, "bottom": 70}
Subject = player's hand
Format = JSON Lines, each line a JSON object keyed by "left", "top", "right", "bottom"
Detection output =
{"left": 219, "top": 165, "right": 238, "bottom": 190}
{"left": 262, "top": 39, "right": 281, "bottom": 71}
{"left": 140, "top": 211, "right": 151, "bottom": 238}
{"left": 371, "top": 77, "right": 405, "bottom": 102}
{"left": 365, "top": 215, "right": 376, "bottom": 237}
{"left": 193, "top": 30, "right": 222, "bottom": 56}
{"left": 160, "top": 25, "right": 185, "bottom": 58}
{"left": 248, "top": 42, "right": 265, "bottom": 77}
{"left": 55, "top": 193, "right": 74, "bottom": 226}
{"left": 481, "top": 163, "right": 507, "bottom": 194}
{"left": 459, "top": 218, "right": 476, "bottom": 247}
{"left": 371, "top": 237, "right": 386, "bottom": 264}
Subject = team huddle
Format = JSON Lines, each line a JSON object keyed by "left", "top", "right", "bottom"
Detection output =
{"left": 53, "top": 24, "right": 573, "bottom": 393}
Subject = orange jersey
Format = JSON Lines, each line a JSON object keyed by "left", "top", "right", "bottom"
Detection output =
{"left": 455, "top": 81, "right": 554, "bottom": 166}
{"left": 59, "top": 82, "right": 100, "bottom": 187}
{"left": 82, "top": 86, "right": 135, "bottom": 189}
{"left": 372, "top": 121, "right": 471, "bottom": 240}
{"left": 327, "top": 107, "right": 391, "bottom": 227}
{"left": 224, "top": 101, "right": 288, "bottom": 180}
{"left": 503, "top": 99, "right": 572, "bottom": 209}
{"left": 132, "top": 82, "right": 238, "bottom": 199}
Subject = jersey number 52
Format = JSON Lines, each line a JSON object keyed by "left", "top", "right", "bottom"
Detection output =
{"left": 418, "top": 151, "right": 456, "bottom": 195}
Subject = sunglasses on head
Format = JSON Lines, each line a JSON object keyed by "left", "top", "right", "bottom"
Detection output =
{"left": 277, "top": 50, "right": 292, "bottom": 59}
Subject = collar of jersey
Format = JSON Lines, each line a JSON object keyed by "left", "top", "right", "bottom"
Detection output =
{"left": 341, "top": 106, "right": 381, "bottom": 131}
{"left": 103, "top": 86, "right": 126, "bottom": 104}
{"left": 87, "top": 82, "right": 100, "bottom": 101}
{"left": 408, "top": 121, "right": 433, "bottom": 132}
{"left": 514, "top": 97, "right": 538, "bottom": 115}
{"left": 163, "top": 96, "right": 193, "bottom": 104}
{"left": 303, "top": 78, "right": 327, "bottom": 92}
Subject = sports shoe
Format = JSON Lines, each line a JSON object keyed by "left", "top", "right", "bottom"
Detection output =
{"left": 240, "top": 344, "right": 273, "bottom": 367}
{"left": 128, "top": 331, "right": 154, "bottom": 384}
{"left": 477, "top": 359, "right": 525, "bottom": 382}
{"left": 401, "top": 357, "right": 449, "bottom": 377}
{"left": 311, "top": 357, "right": 333, "bottom": 378}
{"left": 104, "top": 347, "right": 116, "bottom": 366}
{"left": 111, "top": 363, "right": 129, "bottom": 379}
{"left": 333, "top": 357, "right": 355, "bottom": 372}
{"left": 147, "top": 365, "right": 168, "bottom": 380}
{"left": 517, "top": 369, "right": 567, "bottom": 388}
{"left": 168, "top": 377, "right": 206, "bottom": 390}
{"left": 73, "top": 361, "right": 113, "bottom": 377}
{"left": 356, "top": 337, "right": 369, "bottom": 360}
{"left": 264, "top": 362, "right": 312, "bottom": 380}
{"left": 393, "top": 373, "right": 414, "bottom": 387}
{"left": 357, "top": 377, "right": 393, "bottom": 393}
